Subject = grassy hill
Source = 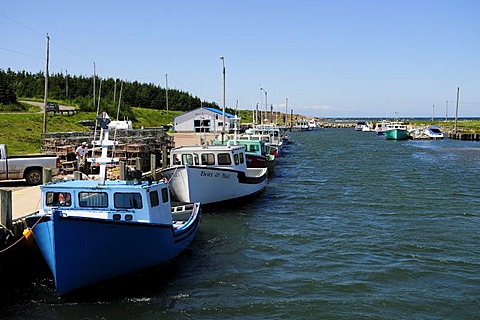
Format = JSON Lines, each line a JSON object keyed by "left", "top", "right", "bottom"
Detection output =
{"left": 0, "top": 106, "right": 182, "bottom": 154}
{"left": 1, "top": 103, "right": 479, "bottom": 155}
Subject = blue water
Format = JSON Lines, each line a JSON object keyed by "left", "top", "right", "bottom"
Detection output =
{"left": 2, "top": 129, "right": 480, "bottom": 319}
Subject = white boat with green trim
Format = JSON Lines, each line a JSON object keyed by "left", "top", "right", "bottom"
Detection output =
{"left": 384, "top": 121, "right": 409, "bottom": 140}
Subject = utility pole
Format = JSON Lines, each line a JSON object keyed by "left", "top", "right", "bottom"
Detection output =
{"left": 220, "top": 57, "right": 226, "bottom": 133}
{"left": 285, "top": 98, "right": 288, "bottom": 125}
{"left": 93, "top": 62, "right": 96, "bottom": 110}
{"left": 454, "top": 87, "right": 460, "bottom": 133}
{"left": 113, "top": 79, "right": 117, "bottom": 104}
{"left": 165, "top": 74, "right": 169, "bottom": 112}
{"left": 432, "top": 104, "right": 435, "bottom": 121}
{"left": 43, "top": 33, "right": 50, "bottom": 134}
{"left": 445, "top": 100, "right": 448, "bottom": 121}
{"left": 65, "top": 69, "right": 68, "bottom": 98}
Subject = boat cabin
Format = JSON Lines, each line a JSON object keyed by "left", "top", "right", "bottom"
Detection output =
{"left": 41, "top": 179, "right": 174, "bottom": 225}
{"left": 169, "top": 145, "right": 247, "bottom": 171}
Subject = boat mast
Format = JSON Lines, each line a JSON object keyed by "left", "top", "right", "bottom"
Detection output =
{"left": 43, "top": 33, "right": 50, "bottom": 134}
{"left": 89, "top": 113, "right": 118, "bottom": 185}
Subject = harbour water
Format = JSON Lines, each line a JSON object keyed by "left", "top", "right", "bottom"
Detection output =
{"left": 2, "top": 128, "right": 480, "bottom": 319}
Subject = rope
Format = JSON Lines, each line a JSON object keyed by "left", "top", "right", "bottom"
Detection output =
{"left": 0, "top": 213, "right": 48, "bottom": 254}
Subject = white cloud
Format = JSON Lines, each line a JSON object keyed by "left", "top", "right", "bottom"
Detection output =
{"left": 303, "top": 105, "right": 333, "bottom": 111}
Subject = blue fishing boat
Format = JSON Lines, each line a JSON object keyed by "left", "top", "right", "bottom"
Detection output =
{"left": 26, "top": 113, "right": 201, "bottom": 295}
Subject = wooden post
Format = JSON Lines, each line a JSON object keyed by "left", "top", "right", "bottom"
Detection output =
{"left": 74, "top": 171, "right": 83, "bottom": 180}
{"left": 162, "top": 145, "right": 168, "bottom": 169}
{"left": 150, "top": 154, "right": 157, "bottom": 181}
{"left": 136, "top": 157, "right": 141, "bottom": 171}
{"left": 119, "top": 161, "right": 126, "bottom": 180}
{"left": 0, "top": 189, "right": 12, "bottom": 230}
{"left": 43, "top": 168, "right": 52, "bottom": 184}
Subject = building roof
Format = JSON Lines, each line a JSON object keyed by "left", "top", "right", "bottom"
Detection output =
{"left": 202, "top": 107, "right": 235, "bottom": 118}
{"left": 173, "top": 106, "right": 237, "bottom": 122}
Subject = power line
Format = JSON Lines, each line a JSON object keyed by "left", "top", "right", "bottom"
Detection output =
{"left": 1, "top": 10, "right": 93, "bottom": 68}
{"left": 0, "top": 47, "right": 44, "bottom": 60}
{"left": 0, "top": 10, "right": 44, "bottom": 37}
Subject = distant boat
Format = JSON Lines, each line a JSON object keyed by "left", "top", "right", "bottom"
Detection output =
{"left": 354, "top": 121, "right": 366, "bottom": 131}
{"left": 245, "top": 124, "right": 284, "bottom": 151}
{"left": 424, "top": 126, "right": 444, "bottom": 139}
{"left": 161, "top": 144, "right": 268, "bottom": 206}
{"left": 384, "top": 121, "right": 409, "bottom": 140}
{"left": 374, "top": 120, "right": 390, "bottom": 135}
{"left": 26, "top": 113, "right": 202, "bottom": 295}
{"left": 214, "top": 137, "right": 276, "bottom": 173}
{"left": 361, "top": 122, "right": 374, "bottom": 132}
{"left": 308, "top": 119, "right": 320, "bottom": 131}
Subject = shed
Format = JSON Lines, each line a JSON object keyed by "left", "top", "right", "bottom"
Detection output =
{"left": 173, "top": 107, "right": 238, "bottom": 133}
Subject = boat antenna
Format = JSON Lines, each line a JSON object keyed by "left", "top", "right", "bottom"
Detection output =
{"left": 92, "top": 79, "right": 103, "bottom": 158}
{"left": 112, "top": 80, "right": 123, "bottom": 155}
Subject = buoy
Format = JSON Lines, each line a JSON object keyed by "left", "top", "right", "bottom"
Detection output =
{"left": 22, "top": 228, "right": 35, "bottom": 247}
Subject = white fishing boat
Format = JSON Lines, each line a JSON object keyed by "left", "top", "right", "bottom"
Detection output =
{"left": 361, "top": 122, "right": 374, "bottom": 132}
{"left": 374, "top": 120, "right": 390, "bottom": 135}
{"left": 161, "top": 144, "right": 268, "bottom": 206}
{"left": 245, "top": 125, "right": 284, "bottom": 148}
{"left": 355, "top": 121, "right": 367, "bottom": 131}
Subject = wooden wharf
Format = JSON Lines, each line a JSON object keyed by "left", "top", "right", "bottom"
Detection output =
{"left": 448, "top": 132, "right": 480, "bottom": 141}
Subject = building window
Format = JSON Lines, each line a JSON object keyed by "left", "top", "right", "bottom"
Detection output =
{"left": 194, "top": 119, "right": 211, "bottom": 133}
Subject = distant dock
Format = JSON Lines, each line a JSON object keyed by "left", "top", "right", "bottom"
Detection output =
{"left": 448, "top": 132, "right": 480, "bottom": 141}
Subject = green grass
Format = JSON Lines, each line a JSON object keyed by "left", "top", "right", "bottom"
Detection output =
{"left": 1, "top": 105, "right": 479, "bottom": 154}
{"left": 408, "top": 119, "right": 480, "bottom": 133}
{"left": 0, "top": 107, "right": 180, "bottom": 154}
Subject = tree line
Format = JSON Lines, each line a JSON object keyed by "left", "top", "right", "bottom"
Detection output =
{"left": 0, "top": 68, "right": 221, "bottom": 118}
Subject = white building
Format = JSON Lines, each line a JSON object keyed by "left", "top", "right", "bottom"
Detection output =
{"left": 173, "top": 107, "right": 238, "bottom": 133}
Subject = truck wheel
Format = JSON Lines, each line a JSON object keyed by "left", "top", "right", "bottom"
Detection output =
{"left": 25, "top": 169, "right": 42, "bottom": 185}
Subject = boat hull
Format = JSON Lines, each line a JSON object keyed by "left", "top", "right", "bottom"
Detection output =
{"left": 385, "top": 129, "right": 409, "bottom": 140}
{"left": 27, "top": 208, "right": 201, "bottom": 295}
{"left": 162, "top": 165, "right": 268, "bottom": 205}
{"left": 246, "top": 154, "right": 267, "bottom": 168}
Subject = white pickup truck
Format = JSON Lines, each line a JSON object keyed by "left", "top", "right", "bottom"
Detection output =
{"left": 0, "top": 144, "right": 61, "bottom": 185}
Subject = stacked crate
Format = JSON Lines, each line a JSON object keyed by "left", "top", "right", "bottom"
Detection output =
{"left": 42, "top": 127, "right": 171, "bottom": 173}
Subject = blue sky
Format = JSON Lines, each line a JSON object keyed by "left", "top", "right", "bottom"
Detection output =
{"left": 1, "top": 0, "right": 479, "bottom": 118}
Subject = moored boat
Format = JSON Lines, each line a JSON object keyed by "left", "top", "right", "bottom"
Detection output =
{"left": 361, "top": 122, "right": 374, "bottom": 132}
{"left": 25, "top": 113, "right": 202, "bottom": 295}
{"left": 374, "top": 120, "right": 390, "bottom": 135}
{"left": 424, "top": 126, "right": 444, "bottom": 139}
{"left": 225, "top": 138, "right": 276, "bottom": 173}
{"left": 355, "top": 121, "right": 366, "bottom": 131}
{"left": 384, "top": 121, "right": 409, "bottom": 140}
{"left": 161, "top": 144, "right": 268, "bottom": 206}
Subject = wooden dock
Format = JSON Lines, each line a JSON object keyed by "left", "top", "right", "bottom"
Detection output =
{"left": 449, "top": 132, "right": 480, "bottom": 141}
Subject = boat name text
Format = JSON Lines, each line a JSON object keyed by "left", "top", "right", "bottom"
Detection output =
{"left": 200, "top": 171, "right": 231, "bottom": 179}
